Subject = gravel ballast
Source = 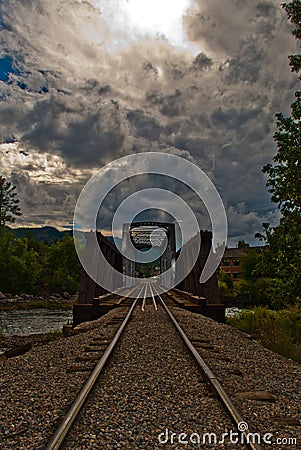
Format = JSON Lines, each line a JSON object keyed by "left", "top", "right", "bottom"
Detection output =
{"left": 0, "top": 307, "right": 128, "bottom": 449}
{"left": 63, "top": 303, "right": 236, "bottom": 450}
{"left": 0, "top": 301, "right": 300, "bottom": 449}
{"left": 172, "top": 305, "right": 301, "bottom": 449}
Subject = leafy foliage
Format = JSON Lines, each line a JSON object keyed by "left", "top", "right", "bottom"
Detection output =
{"left": 283, "top": 1, "right": 301, "bottom": 62}
{"left": 258, "top": 1, "right": 301, "bottom": 304}
{"left": 218, "top": 243, "right": 300, "bottom": 310}
{"left": 0, "top": 176, "right": 22, "bottom": 228}
{"left": 227, "top": 306, "right": 301, "bottom": 363}
{"left": 0, "top": 234, "right": 81, "bottom": 295}
{"left": 262, "top": 0, "right": 301, "bottom": 215}
{"left": 43, "top": 237, "right": 82, "bottom": 293}
{"left": 263, "top": 97, "right": 301, "bottom": 216}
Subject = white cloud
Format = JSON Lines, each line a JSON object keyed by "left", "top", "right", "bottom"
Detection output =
{"left": 0, "top": 0, "right": 298, "bottom": 241}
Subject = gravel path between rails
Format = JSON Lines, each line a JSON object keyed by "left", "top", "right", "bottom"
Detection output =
{"left": 0, "top": 301, "right": 300, "bottom": 449}
{"left": 63, "top": 304, "right": 236, "bottom": 450}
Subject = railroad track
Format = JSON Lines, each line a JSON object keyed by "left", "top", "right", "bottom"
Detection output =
{"left": 45, "top": 283, "right": 263, "bottom": 450}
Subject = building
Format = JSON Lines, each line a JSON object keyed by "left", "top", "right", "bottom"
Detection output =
{"left": 219, "top": 247, "right": 248, "bottom": 280}
{"left": 219, "top": 246, "right": 265, "bottom": 280}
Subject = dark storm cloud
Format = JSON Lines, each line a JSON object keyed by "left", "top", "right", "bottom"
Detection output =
{"left": 0, "top": 0, "right": 298, "bottom": 242}
{"left": 221, "top": 43, "right": 266, "bottom": 84}
{"left": 211, "top": 106, "right": 264, "bottom": 131}
{"left": 9, "top": 170, "right": 81, "bottom": 227}
{"left": 127, "top": 110, "right": 162, "bottom": 141}
{"left": 191, "top": 52, "right": 213, "bottom": 71}
{"left": 81, "top": 79, "right": 112, "bottom": 96}
{"left": 145, "top": 89, "right": 182, "bottom": 117}
{"left": 184, "top": 0, "right": 283, "bottom": 56}
{"left": 96, "top": 171, "right": 211, "bottom": 241}
{"left": 19, "top": 93, "right": 126, "bottom": 167}
{"left": 10, "top": 171, "right": 55, "bottom": 213}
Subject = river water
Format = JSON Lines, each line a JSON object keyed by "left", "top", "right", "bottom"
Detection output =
{"left": 0, "top": 307, "right": 242, "bottom": 337}
{"left": 0, "top": 309, "right": 73, "bottom": 336}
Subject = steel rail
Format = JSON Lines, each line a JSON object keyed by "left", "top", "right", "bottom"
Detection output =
{"left": 152, "top": 284, "right": 264, "bottom": 450}
{"left": 149, "top": 283, "right": 158, "bottom": 311}
{"left": 45, "top": 284, "right": 144, "bottom": 450}
{"left": 141, "top": 283, "right": 148, "bottom": 312}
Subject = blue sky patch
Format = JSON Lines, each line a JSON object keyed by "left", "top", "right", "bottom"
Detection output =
{"left": 0, "top": 55, "right": 16, "bottom": 82}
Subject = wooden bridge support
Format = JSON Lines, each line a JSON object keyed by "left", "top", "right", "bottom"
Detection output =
{"left": 175, "top": 230, "right": 225, "bottom": 323}
{"left": 176, "top": 231, "right": 222, "bottom": 304}
{"left": 77, "top": 231, "right": 123, "bottom": 304}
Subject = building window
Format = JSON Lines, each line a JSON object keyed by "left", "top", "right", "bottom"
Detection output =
{"left": 223, "top": 259, "right": 231, "bottom": 266}
{"left": 233, "top": 258, "right": 240, "bottom": 267}
{"left": 233, "top": 273, "right": 240, "bottom": 279}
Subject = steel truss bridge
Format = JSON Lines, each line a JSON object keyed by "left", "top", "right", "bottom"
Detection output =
{"left": 75, "top": 222, "right": 224, "bottom": 325}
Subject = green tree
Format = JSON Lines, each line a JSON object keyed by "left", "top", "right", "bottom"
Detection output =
{"left": 263, "top": 1, "right": 301, "bottom": 214}
{"left": 240, "top": 248, "right": 263, "bottom": 282}
{"left": 0, "top": 176, "right": 22, "bottom": 228}
{"left": 0, "top": 235, "right": 42, "bottom": 294}
{"left": 44, "top": 236, "right": 81, "bottom": 293}
{"left": 217, "top": 272, "right": 234, "bottom": 304}
{"left": 259, "top": 1, "right": 301, "bottom": 304}
{"left": 237, "top": 240, "right": 249, "bottom": 249}
{"left": 8, "top": 238, "right": 42, "bottom": 294}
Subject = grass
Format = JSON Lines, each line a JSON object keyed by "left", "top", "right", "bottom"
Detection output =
{"left": 227, "top": 306, "right": 301, "bottom": 363}
{"left": 0, "top": 299, "right": 75, "bottom": 311}
{"left": 39, "top": 330, "right": 63, "bottom": 343}
{"left": 0, "top": 330, "right": 63, "bottom": 364}
{"left": 17, "top": 300, "right": 74, "bottom": 310}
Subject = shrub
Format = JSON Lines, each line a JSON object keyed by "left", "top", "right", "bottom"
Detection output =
{"left": 227, "top": 306, "right": 301, "bottom": 362}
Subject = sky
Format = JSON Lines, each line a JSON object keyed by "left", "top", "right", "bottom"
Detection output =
{"left": 0, "top": 0, "right": 298, "bottom": 246}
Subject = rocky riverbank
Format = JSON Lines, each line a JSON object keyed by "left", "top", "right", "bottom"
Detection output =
{"left": 0, "top": 291, "right": 77, "bottom": 310}
{"left": 0, "top": 292, "right": 76, "bottom": 356}
{"left": 0, "top": 312, "right": 94, "bottom": 357}
{"left": 0, "top": 331, "right": 63, "bottom": 358}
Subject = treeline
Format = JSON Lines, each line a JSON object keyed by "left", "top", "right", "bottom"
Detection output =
{"left": 0, "top": 232, "right": 81, "bottom": 295}
{"left": 219, "top": 246, "right": 301, "bottom": 310}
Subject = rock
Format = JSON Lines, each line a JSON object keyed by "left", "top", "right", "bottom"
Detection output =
{"left": 218, "top": 356, "right": 232, "bottom": 362}
{"left": 235, "top": 390, "right": 276, "bottom": 402}
{"left": 4, "top": 343, "right": 32, "bottom": 358}
{"left": 229, "top": 368, "right": 243, "bottom": 376}
{"left": 0, "top": 291, "right": 7, "bottom": 300}
{"left": 66, "top": 365, "right": 92, "bottom": 373}
{"left": 62, "top": 291, "right": 71, "bottom": 299}
{"left": 271, "top": 416, "right": 300, "bottom": 426}
{"left": 195, "top": 342, "right": 215, "bottom": 349}
{"left": 62, "top": 324, "right": 73, "bottom": 337}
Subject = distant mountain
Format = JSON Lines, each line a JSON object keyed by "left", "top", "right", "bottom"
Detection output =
{"left": 6, "top": 227, "right": 123, "bottom": 246}
{"left": 7, "top": 226, "right": 72, "bottom": 242}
